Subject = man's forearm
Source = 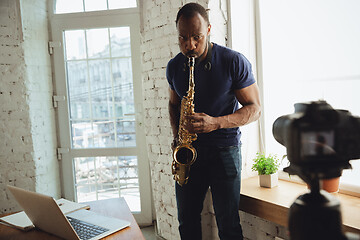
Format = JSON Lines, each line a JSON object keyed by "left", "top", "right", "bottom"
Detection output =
{"left": 217, "top": 103, "right": 261, "bottom": 129}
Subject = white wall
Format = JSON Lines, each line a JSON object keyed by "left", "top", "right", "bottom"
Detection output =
{"left": 208, "top": 0, "right": 228, "bottom": 46}
{"left": 0, "top": 0, "right": 34, "bottom": 213}
{"left": 21, "top": 0, "right": 60, "bottom": 197}
{"left": 0, "top": 0, "right": 60, "bottom": 214}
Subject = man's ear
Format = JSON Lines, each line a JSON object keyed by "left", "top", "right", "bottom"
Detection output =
{"left": 207, "top": 24, "right": 211, "bottom": 36}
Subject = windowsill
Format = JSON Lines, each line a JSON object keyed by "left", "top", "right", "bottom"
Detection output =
{"left": 240, "top": 177, "right": 360, "bottom": 235}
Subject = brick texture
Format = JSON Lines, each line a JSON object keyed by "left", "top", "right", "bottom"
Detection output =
{"left": 20, "top": 0, "right": 60, "bottom": 197}
{"left": 0, "top": 0, "right": 60, "bottom": 214}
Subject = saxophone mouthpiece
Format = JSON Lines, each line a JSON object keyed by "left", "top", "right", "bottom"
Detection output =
{"left": 188, "top": 57, "right": 195, "bottom": 67}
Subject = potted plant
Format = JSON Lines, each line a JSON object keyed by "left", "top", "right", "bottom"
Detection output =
{"left": 321, "top": 177, "right": 340, "bottom": 193}
{"left": 251, "top": 153, "right": 280, "bottom": 188}
{"left": 307, "top": 177, "right": 340, "bottom": 193}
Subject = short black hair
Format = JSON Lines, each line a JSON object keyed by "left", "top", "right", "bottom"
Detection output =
{"left": 176, "top": 2, "right": 209, "bottom": 25}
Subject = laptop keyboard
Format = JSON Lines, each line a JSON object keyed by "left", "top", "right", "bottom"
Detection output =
{"left": 67, "top": 216, "right": 109, "bottom": 240}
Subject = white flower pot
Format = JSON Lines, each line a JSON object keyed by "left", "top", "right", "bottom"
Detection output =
{"left": 259, "top": 172, "right": 278, "bottom": 188}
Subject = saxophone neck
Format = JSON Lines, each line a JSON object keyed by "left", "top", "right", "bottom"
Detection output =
{"left": 188, "top": 57, "right": 195, "bottom": 91}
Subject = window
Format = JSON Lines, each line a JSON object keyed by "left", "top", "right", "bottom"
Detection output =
{"left": 55, "top": 0, "right": 137, "bottom": 14}
{"left": 49, "top": 0, "right": 152, "bottom": 224}
{"left": 231, "top": 0, "right": 360, "bottom": 193}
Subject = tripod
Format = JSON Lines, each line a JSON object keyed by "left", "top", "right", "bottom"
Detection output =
{"left": 288, "top": 177, "right": 346, "bottom": 240}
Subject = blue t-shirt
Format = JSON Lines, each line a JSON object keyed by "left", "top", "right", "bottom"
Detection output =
{"left": 167, "top": 43, "right": 255, "bottom": 147}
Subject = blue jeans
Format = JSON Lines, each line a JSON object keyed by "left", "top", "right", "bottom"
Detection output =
{"left": 176, "top": 144, "right": 243, "bottom": 240}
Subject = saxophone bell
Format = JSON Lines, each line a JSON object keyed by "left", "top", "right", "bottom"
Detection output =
{"left": 172, "top": 143, "right": 197, "bottom": 186}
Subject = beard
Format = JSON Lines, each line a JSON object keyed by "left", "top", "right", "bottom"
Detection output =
{"left": 184, "top": 39, "right": 209, "bottom": 59}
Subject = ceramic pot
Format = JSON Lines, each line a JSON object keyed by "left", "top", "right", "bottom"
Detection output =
{"left": 259, "top": 172, "right": 278, "bottom": 188}
{"left": 306, "top": 177, "right": 340, "bottom": 193}
{"left": 321, "top": 177, "right": 340, "bottom": 193}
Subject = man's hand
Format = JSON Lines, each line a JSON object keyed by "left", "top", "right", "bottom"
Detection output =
{"left": 184, "top": 84, "right": 261, "bottom": 133}
{"left": 185, "top": 113, "right": 219, "bottom": 134}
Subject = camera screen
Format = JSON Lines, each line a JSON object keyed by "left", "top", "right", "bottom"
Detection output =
{"left": 301, "top": 130, "right": 336, "bottom": 156}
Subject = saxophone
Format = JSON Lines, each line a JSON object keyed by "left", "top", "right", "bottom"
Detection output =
{"left": 172, "top": 57, "right": 197, "bottom": 186}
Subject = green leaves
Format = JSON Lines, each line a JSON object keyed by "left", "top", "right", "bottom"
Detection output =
{"left": 251, "top": 153, "right": 280, "bottom": 175}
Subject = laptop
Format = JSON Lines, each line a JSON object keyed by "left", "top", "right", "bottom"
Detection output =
{"left": 7, "top": 185, "right": 130, "bottom": 240}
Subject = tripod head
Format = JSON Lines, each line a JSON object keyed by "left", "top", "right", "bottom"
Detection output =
{"left": 272, "top": 101, "right": 360, "bottom": 240}
{"left": 288, "top": 178, "right": 345, "bottom": 239}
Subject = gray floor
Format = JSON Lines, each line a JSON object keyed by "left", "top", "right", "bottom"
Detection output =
{"left": 140, "top": 225, "right": 164, "bottom": 240}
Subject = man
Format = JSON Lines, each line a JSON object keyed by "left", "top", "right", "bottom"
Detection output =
{"left": 167, "top": 2, "right": 261, "bottom": 240}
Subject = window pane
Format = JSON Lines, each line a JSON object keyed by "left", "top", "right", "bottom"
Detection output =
{"left": 55, "top": 0, "right": 84, "bottom": 14}
{"left": 55, "top": 0, "right": 137, "bottom": 13}
{"left": 112, "top": 58, "right": 134, "bottom": 117}
{"left": 67, "top": 61, "right": 90, "bottom": 119}
{"left": 64, "top": 30, "right": 86, "bottom": 60}
{"left": 88, "top": 59, "right": 112, "bottom": 118}
{"left": 71, "top": 121, "right": 93, "bottom": 148}
{"left": 86, "top": 29, "right": 110, "bottom": 59}
{"left": 74, "top": 156, "right": 140, "bottom": 211}
{"left": 92, "top": 120, "right": 115, "bottom": 148}
{"left": 116, "top": 118, "right": 136, "bottom": 147}
{"left": 84, "top": 0, "right": 107, "bottom": 12}
{"left": 74, "top": 157, "right": 96, "bottom": 201}
{"left": 108, "top": 0, "right": 137, "bottom": 9}
{"left": 110, "top": 27, "right": 131, "bottom": 57}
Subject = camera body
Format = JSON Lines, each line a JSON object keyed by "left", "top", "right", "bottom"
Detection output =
{"left": 273, "top": 100, "right": 360, "bottom": 180}
{"left": 272, "top": 101, "right": 360, "bottom": 240}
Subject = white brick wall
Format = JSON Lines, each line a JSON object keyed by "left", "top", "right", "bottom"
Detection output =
{"left": 240, "top": 211, "right": 288, "bottom": 240}
{"left": 208, "top": 0, "right": 228, "bottom": 46}
{"left": 20, "top": 0, "right": 60, "bottom": 197}
{"left": 0, "top": 0, "right": 60, "bottom": 214}
{"left": 0, "top": 0, "right": 35, "bottom": 213}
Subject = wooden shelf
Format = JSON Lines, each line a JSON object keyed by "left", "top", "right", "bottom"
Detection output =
{"left": 240, "top": 177, "right": 360, "bottom": 235}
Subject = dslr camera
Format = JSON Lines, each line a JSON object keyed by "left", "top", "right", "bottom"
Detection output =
{"left": 273, "top": 100, "right": 360, "bottom": 181}
{"left": 272, "top": 100, "right": 360, "bottom": 240}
